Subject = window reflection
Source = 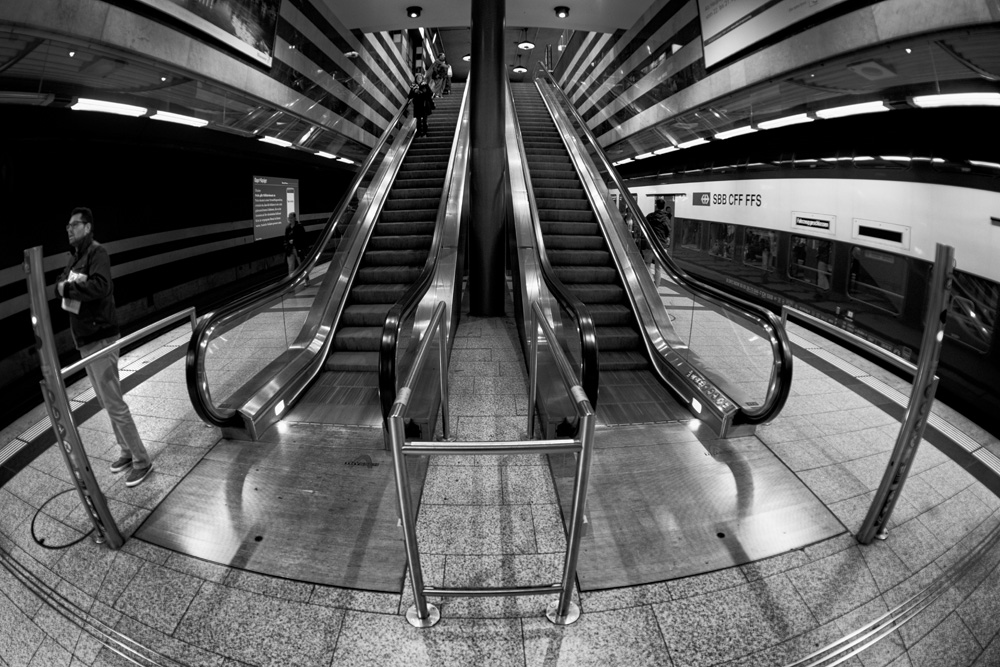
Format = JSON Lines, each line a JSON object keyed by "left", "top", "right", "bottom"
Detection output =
{"left": 944, "top": 271, "right": 997, "bottom": 353}
{"left": 708, "top": 223, "right": 735, "bottom": 259}
{"left": 743, "top": 227, "right": 776, "bottom": 272}
{"left": 787, "top": 235, "right": 833, "bottom": 290}
{"left": 848, "top": 246, "right": 906, "bottom": 315}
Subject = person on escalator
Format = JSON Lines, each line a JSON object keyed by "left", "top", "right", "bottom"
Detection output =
{"left": 645, "top": 198, "right": 672, "bottom": 286}
{"left": 408, "top": 72, "right": 434, "bottom": 138}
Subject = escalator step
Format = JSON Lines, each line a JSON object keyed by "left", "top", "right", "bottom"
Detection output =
{"left": 599, "top": 351, "right": 649, "bottom": 371}
{"left": 354, "top": 266, "right": 423, "bottom": 283}
{"left": 375, "top": 221, "right": 436, "bottom": 235}
{"left": 348, "top": 284, "right": 410, "bottom": 303}
{"left": 596, "top": 326, "right": 642, "bottom": 351}
{"left": 361, "top": 249, "right": 429, "bottom": 267}
{"left": 341, "top": 304, "right": 393, "bottom": 326}
{"left": 588, "top": 304, "right": 635, "bottom": 326}
{"left": 565, "top": 283, "right": 625, "bottom": 304}
{"left": 334, "top": 327, "right": 381, "bottom": 352}
{"left": 326, "top": 351, "right": 379, "bottom": 372}
{"left": 366, "top": 235, "right": 433, "bottom": 250}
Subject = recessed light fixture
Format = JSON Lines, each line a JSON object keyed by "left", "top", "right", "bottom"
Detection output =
{"left": 151, "top": 111, "right": 208, "bottom": 127}
{"left": 337, "top": 157, "right": 355, "bottom": 164}
{"left": 635, "top": 152, "right": 654, "bottom": 160}
{"left": 554, "top": 6, "right": 569, "bottom": 18}
{"left": 259, "top": 136, "right": 293, "bottom": 148}
{"left": 462, "top": 54, "right": 471, "bottom": 62}
{"left": 652, "top": 146, "right": 678, "bottom": 155}
{"left": 71, "top": 98, "right": 147, "bottom": 117}
{"left": 815, "top": 101, "right": 888, "bottom": 119}
{"left": 677, "top": 137, "right": 709, "bottom": 149}
{"left": 512, "top": 62, "right": 527, "bottom": 73}
{"left": 160, "top": 76, "right": 168, "bottom": 82}
{"left": 714, "top": 126, "right": 757, "bottom": 140}
{"left": 316, "top": 151, "right": 336, "bottom": 159}
{"left": 911, "top": 92, "right": 1000, "bottom": 108}
{"left": 68, "top": 50, "right": 75, "bottom": 57}
{"left": 406, "top": 6, "right": 421, "bottom": 18}
{"left": 757, "top": 113, "right": 814, "bottom": 129}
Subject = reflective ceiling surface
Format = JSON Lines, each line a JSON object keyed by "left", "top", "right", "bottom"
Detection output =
{"left": 0, "top": 2, "right": 997, "bottom": 170}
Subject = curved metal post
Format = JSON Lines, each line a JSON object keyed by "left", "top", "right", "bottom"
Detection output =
{"left": 857, "top": 244, "right": 955, "bottom": 544}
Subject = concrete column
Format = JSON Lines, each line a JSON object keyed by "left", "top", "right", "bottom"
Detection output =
{"left": 468, "top": 0, "right": 506, "bottom": 316}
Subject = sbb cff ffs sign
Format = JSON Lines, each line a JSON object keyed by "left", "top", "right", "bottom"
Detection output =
{"left": 692, "top": 192, "right": 763, "bottom": 207}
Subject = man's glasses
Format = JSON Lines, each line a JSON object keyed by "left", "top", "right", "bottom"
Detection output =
{"left": 66, "top": 221, "right": 86, "bottom": 230}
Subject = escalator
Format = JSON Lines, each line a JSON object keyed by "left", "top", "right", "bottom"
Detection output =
{"left": 287, "top": 87, "right": 464, "bottom": 427}
{"left": 187, "top": 84, "right": 468, "bottom": 440}
{"left": 511, "top": 82, "right": 689, "bottom": 426}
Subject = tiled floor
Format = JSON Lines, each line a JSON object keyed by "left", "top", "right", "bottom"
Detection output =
{"left": 1, "top": 294, "right": 1000, "bottom": 666}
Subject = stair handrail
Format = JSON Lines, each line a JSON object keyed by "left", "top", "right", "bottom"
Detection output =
{"left": 379, "top": 81, "right": 472, "bottom": 423}
{"left": 187, "top": 99, "right": 413, "bottom": 428}
{"left": 534, "top": 66, "right": 793, "bottom": 426}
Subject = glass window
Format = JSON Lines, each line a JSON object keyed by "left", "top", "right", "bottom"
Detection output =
{"left": 944, "top": 270, "right": 997, "bottom": 353}
{"left": 848, "top": 246, "right": 906, "bottom": 315}
{"left": 742, "top": 227, "right": 776, "bottom": 272}
{"left": 787, "top": 236, "right": 833, "bottom": 290}
{"left": 677, "top": 219, "right": 702, "bottom": 250}
{"left": 708, "top": 223, "right": 735, "bottom": 260}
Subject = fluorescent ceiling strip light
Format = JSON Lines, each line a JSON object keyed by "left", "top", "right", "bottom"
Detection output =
{"left": 259, "top": 136, "right": 293, "bottom": 148}
{"left": 911, "top": 92, "right": 1000, "bottom": 108}
{"left": 677, "top": 137, "right": 709, "bottom": 149}
{"left": 853, "top": 156, "right": 874, "bottom": 161}
{"left": 150, "top": 111, "right": 208, "bottom": 127}
{"left": 793, "top": 159, "right": 818, "bottom": 164}
{"left": 614, "top": 158, "right": 634, "bottom": 165}
{"left": 881, "top": 155, "right": 912, "bottom": 162}
{"left": 653, "top": 146, "right": 678, "bottom": 155}
{"left": 635, "top": 152, "right": 654, "bottom": 160}
{"left": 969, "top": 160, "right": 1000, "bottom": 169}
{"left": 815, "top": 101, "right": 888, "bottom": 119}
{"left": 71, "top": 98, "right": 146, "bottom": 117}
{"left": 315, "top": 151, "right": 337, "bottom": 159}
{"left": 758, "top": 113, "right": 813, "bottom": 129}
{"left": 714, "top": 126, "right": 757, "bottom": 140}
{"left": 337, "top": 157, "right": 355, "bottom": 164}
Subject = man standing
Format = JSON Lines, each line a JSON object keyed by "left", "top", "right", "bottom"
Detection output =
{"left": 284, "top": 211, "right": 305, "bottom": 276}
{"left": 645, "top": 198, "right": 672, "bottom": 286}
{"left": 58, "top": 207, "right": 152, "bottom": 487}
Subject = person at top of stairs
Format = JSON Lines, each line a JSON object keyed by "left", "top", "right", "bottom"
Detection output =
{"left": 408, "top": 72, "right": 434, "bottom": 137}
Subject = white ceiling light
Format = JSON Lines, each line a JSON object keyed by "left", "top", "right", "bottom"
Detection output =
{"left": 881, "top": 155, "right": 912, "bottom": 162}
{"left": 911, "top": 92, "right": 1000, "bottom": 108}
{"left": 758, "top": 113, "right": 813, "bottom": 129}
{"left": 259, "top": 136, "right": 293, "bottom": 148}
{"left": 714, "top": 126, "right": 757, "bottom": 140}
{"left": 315, "top": 151, "right": 337, "bottom": 159}
{"left": 815, "top": 101, "right": 889, "bottom": 119}
{"left": 677, "top": 137, "right": 709, "bottom": 149}
{"left": 150, "top": 110, "right": 208, "bottom": 127}
{"left": 653, "top": 146, "right": 678, "bottom": 155}
{"left": 517, "top": 29, "right": 535, "bottom": 50}
{"left": 462, "top": 54, "right": 471, "bottom": 62}
{"left": 969, "top": 160, "right": 1000, "bottom": 169}
{"left": 635, "top": 152, "right": 654, "bottom": 160}
{"left": 71, "top": 98, "right": 146, "bottom": 117}
{"left": 337, "top": 157, "right": 355, "bottom": 164}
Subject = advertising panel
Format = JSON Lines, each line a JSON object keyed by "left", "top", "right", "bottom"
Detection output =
{"left": 253, "top": 176, "right": 298, "bottom": 241}
{"left": 135, "top": 0, "right": 281, "bottom": 66}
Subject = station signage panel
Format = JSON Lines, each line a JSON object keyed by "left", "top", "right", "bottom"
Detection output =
{"left": 252, "top": 176, "right": 298, "bottom": 241}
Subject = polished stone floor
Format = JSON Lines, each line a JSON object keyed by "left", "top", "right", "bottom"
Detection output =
{"left": 1, "top": 281, "right": 999, "bottom": 666}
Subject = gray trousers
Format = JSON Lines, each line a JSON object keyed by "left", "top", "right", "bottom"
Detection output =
{"left": 80, "top": 336, "right": 150, "bottom": 470}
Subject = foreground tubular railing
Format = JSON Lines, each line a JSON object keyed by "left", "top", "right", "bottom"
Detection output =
{"left": 186, "top": 99, "right": 412, "bottom": 433}
{"left": 389, "top": 301, "right": 595, "bottom": 628}
{"left": 534, "top": 67, "right": 793, "bottom": 430}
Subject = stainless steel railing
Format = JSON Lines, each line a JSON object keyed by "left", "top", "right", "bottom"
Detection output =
{"left": 387, "top": 300, "right": 595, "bottom": 628}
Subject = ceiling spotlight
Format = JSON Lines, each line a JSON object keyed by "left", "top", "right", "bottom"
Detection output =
{"left": 462, "top": 53, "right": 471, "bottom": 62}
{"left": 68, "top": 50, "right": 75, "bottom": 57}
{"left": 406, "top": 6, "right": 421, "bottom": 18}
{"left": 555, "top": 6, "right": 569, "bottom": 18}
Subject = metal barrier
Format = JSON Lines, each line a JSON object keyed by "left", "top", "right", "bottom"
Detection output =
{"left": 388, "top": 301, "right": 595, "bottom": 628}
{"left": 24, "top": 245, "right": 197, "bottom": 549}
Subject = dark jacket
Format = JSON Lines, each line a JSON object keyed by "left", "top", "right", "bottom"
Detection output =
{"left": 408, "top": 82, "right": 434, "bottom": 118}
{"left": 60, "top": 237, "right": 120, "bottom": 348}
{"left": 646, "top": 210, "right": 671, "bottom": 245}
{"left": 284, "top": 220, "right": 305, "bottom": 258}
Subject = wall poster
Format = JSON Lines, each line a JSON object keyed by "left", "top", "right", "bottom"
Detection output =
{"left": 135, "top": 0, "right": 281, "bottom": 66}
{"left": 253, "top": 176, "right": 298, "bottom": 241}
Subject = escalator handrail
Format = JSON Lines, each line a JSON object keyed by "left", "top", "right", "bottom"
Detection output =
{"left": 506, "top": 79, "right": 600, "bottom": 409}
{"left": 186, "top": 99, "right": 413, "bottom": 428}
{"left": 379, "top": 82, "right": 471, "bottom": 423}
{"left": 535, "top": 66, "right": 793, "bottom": 425}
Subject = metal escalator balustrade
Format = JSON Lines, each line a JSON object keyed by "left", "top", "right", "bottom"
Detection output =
{"left": 185, "top": 88, "right": 465, "bottom": 439}
{"left": 532, "top": 69, "right": 793, "bottom": 429}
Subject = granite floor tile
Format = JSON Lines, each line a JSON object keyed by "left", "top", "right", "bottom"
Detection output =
{"left": 798, "top": 465, "right": 870, "bottom": 506}
{"left": 523, "top": 605, "right": 672, "bottom": 666}
{"left": 916, "top": 488, "right": 994, "bottom": 550}
{"left": 416, "top": 505, "right": 537, "bottom": 555}
{"left": 455, "top": 416, "right": 528, "bottom": 442}
{"left": 906, "top": 611, "right": 982, "bottom": 667}
{"left": 224, "top": 569, "right": 315, "bottom": 605}
{"left": 112, "top": 561, "right": 204, "bottom": 635}
{"left": 740, "top": 548, "right": 811, "bottom": 582}
{"left": 27, "top": 635, "right": 73, "bottom": 667}
{"left": 580, "top": 581, "right": 673, "bottom": 612}
{"left": 954, "top": 558, "right": 1000, "bottom": 647}
{"left": 164, "top": 552, "right": 230, "bottom": 583}
{"left": 652, "top": 574, "right": 818, "bottom": 666}
{"left": 308, "top": 585, "right": 399, "bottom": 614}
{"left": 0, "top": 614, "right": 46, "bottom": 667}
{"left": 918, "top": 461, "right": 976, "bottom": 500}
{"left": 111, "top": 614, "right": 227, "bottom": 667}
{"left": 174, "top": 582, "right": 342, "bottom": 667}
{"left": 421, "top": 466, "right": 503, "bottom": 505}
{"left": 785, "top": 546, "right": 881, "bottom": 623}
{"left": 881, "top": 563, "right": 964, "bottom": 649}
{"left": 885, "top": 517, "right": 950, "bottom": 574}
{"left": 857, "top": 540, "right": 914, "bottom": 593}
{"left": 332, "top": 612, "right": 524, "bottom": 667}
{"left": 833, "top": 597, "right": 907, "bottom": 667}
{"left": 899, "top": 476, "right": 947, "bottom": 515}
{"left": 529, "top": 504, "right": 568, "bottom": 554}
{"left": 719, "top": 619, "right": 864, "bottom": 667}
{"left": 502, "top": 465, "right": 558, "bottom": 505}
{"left": 667, "top": 566, "right": 749, "bottom": 600}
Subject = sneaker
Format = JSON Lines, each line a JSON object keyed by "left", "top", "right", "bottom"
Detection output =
{"left": 125, "top": 465, "right": 153, "bottom": 488}
{"left": 109, "top": 456, "right": 132, "bottom": 474}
